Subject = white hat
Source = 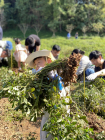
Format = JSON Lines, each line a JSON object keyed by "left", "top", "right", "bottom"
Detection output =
{"left": 26, "top": 50, "right": 55, "bottom": 68}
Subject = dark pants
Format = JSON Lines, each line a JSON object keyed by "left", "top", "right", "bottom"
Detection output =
{"left": 0, "top": 59, "right": 8, "bottom": 67}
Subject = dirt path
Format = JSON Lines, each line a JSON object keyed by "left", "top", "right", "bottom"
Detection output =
{"left": 0, "top": 98, "right": 40, "bottom": 140}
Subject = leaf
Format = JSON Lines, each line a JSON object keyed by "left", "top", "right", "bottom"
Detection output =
{"left": 43, "top": 99, "right": 48, "bottom": 103}
{"left": 27, "top": 108, "right": 30, "bottom": 115}
{"left": 79, "top": 116, "right": 88, "bottom": 123}
{"left": 57, "top": 119, "right": 62, "bottom": 122}
{"left": 3, "top": 87, "right": 9, "bottom": 91}
{"left": 31, "top": 88, "right": 35, "bottom": 92}
{"left": 53, "top": 86, "right": 57, "bottom": 92}
{"left": 24, "top": 98, "right": 27, "bottom": 104}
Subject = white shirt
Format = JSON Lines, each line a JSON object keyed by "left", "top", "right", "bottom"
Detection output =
{"left": 76, "top": 55, "right": 94, "bottom": 76}
{"left": 0, "top": 40, "right": 7, "bottom": 48}
{"left": 15, "top": 44, "right": 26, "bottom": 51}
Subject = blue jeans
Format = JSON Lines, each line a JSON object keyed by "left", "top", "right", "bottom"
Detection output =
{"left": 85, "top": 68, "right": 95, "bottom": 76}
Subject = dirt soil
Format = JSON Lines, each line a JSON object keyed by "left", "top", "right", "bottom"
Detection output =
{"left": 86, "top": 113, "right": 105, "bottom": 133}
{"left": 0, "top": 98, "right": 40, "bottom": 140}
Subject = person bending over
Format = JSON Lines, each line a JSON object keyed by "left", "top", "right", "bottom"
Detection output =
{"left": 25, "top": 34, "right": 41, "bottom": 55}
{"left": 0, "top": 48, "right": 11, "bottom": 67}
{"left": 87, "top": 50, "right": 105, "bottom": 80}
{"left": 71, "top": 49, "right": 95, "bottom": 81}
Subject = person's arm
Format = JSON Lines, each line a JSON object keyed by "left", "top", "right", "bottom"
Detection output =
{"left": 76, "top": 57, "right": 87, "bottom": 76}
{"left": 25, "top": 45, "right": 28, "bottom": 51}
{"left": 36, "top": 45, "right": 40, "bottom": 51}
{"left": 86, "top": 69, "right": 105, "bottom": 80}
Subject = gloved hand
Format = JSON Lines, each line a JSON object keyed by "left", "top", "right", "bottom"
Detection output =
{"left": 86, "top": 69, "right": 105, "bottom": 80}
{"left": 86, "top": 73, "right": 98, "bottom": 80}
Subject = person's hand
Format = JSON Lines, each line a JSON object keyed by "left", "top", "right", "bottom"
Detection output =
{"left": 86, "top": 73, "right": 98, "bottom": 80}
{"left": 1, "top": 51, "right": 7, "bottom": 58}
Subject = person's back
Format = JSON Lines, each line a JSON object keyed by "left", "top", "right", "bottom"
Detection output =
{"left": 0, "top": 40, "right": 7, "bottom": 48}
{"left": 0, "top": 26, "right": 3, "bottom": 40}
{"left": 67, "top": 32, "right": 71, "bottom": 39}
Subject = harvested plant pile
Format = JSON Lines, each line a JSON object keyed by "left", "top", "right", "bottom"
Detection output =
{"left": 0, "top": 54, "right": 81, "bottom": 120}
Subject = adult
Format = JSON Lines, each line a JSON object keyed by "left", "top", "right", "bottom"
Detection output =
{"left": 0, "top": 40, "right": 13, "bottom": 50}
{"left": 0, "top": 40, "right": 13, "bottom": 67}
{"left": 71, "top": 49, "right": 95, "bottom": 81}
{"left": 0, "top": 48, "right": 11, "bottom": 67}
{"left": 51, "top": 45, "right": 61, "bottom": 59}
{"left": 87, "top": 50, "right": 105, "bottom": 80}
{"left": 0, "top": 26, "right": 3, "bottom": 40}
{"left": 25, "top": 34, "right": 41, "bottom": 54}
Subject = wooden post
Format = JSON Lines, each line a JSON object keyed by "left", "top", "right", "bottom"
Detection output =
{"left": 11, "top": 50, "right": 12, "bottom": 69}
{"left": 84, "top": 69, "right": 85, "bottom": 107}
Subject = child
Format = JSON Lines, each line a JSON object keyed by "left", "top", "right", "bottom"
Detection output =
{"left": 75, "top": 32, "right": 78, "bottom": 39}
{"left": 26, "top": 50, "right": 70, "bottom": 140}
{"left": 14, "top": 38, "right": 27, "bottom": 71}
{"left": 67, "top": 32, "right": 71, "bottom": 39}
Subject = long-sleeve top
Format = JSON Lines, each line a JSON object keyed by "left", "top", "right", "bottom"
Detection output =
{"left": 76, "top": 55, "right": 94, "bottom": 76}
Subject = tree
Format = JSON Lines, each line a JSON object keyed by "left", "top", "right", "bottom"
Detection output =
{"left": 82, "top": 26, "right": 88, "bottom": 36}
{"left": 0, "top": 8, "right": 5, "bottom": 27}
{"left": 48, "top": 22, "right": 57, "bottom": 37}
{"left": 0, "top": 0, "right": 5, "bottom": 28}
{"left": 29, "top": 0, "right": 45, "bottom": 35}
{"left": 66, "top": 24, "right": 74, "bottom": 33}
{"left": 92, "top": 22, "right": 104, "bottom": 35}
{"left": 18, "top": 23, "right": 28, "bottom": 38}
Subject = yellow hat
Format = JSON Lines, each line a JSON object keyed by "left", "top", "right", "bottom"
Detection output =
{"left": 26, "top": 50, "right": 55, "bottom": 68}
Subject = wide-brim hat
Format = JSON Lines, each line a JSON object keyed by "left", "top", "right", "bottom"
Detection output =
{"left": 26, "top": 50, "right": 55, "bottom": 68}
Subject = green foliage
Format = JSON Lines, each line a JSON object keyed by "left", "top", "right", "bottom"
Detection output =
{"left": 3, "top": 0, "right": 105, "bottom": 33}
{"left": 0, "top": 0, "right": 4, "bottom": 8}
{"left": 92, "top": 22, "right": 104, "bottom": 35}
{"left": 82, "top": 25, "right": 88, "bottom": 35}
{"left": 71, "top": 78, "right": 105, "bottom": 118}
{"left": 0, "top": 66, "right": 94, "bottom": 139}
{"left": 66, "top": 24, "right": 74, "bottom": 33}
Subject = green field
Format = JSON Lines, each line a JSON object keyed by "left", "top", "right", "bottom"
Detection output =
{"left": 1, "top": 30, "right": 105, "bottom": 139}
{"left": 3, "top": 29, "right": 105, "bottom": 59}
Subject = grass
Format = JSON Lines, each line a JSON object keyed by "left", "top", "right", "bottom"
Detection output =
{"left": 3, "top": 29, "right": 105, "bottom": 59}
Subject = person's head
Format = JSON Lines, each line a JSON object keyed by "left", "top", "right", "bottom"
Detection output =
{"left": 1, "top": 50, "right": 8, "bottom": 58}
{"left": 51, "top": 45, "right": 61, "bottom": 58}
{"left": 26, "top": 50, "right": 55, "bottom": 69}
{"left": 71, "top": 49, "right": 85, "bottom": 55}
{"left": 89, "top": 50, "right": 103, "bottom": 67}
{"left": 33, "top": 56, "right": 52, "bottom": 70}
{"left": 26, "top": 37, "right": 35, "bottom": 47}
{"left": 15, "top": 38, "right": 21, "bottom": 44}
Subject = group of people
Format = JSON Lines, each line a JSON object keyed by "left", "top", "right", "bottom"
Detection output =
{"left": 0, "top": 32, "right": 105, "bottom": 139}
{"left": 0, "top": 33, "right": 105, "bottom": 81}
{"left": 67, "top": 32, "right": 78, "bottom": 39}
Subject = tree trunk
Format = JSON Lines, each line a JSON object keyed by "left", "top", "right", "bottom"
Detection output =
{"left": 98, "top": 31, "right": 99, "bottom": 36}
{"left": 52, "top": 31, "right": 55, "bottom": 37}
{"left": 60, "top": 23, "right": 62, "bottom": 32}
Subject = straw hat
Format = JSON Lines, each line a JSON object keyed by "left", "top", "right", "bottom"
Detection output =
{"left": 26, "top": 50, "right": 55, "bottom": 68}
